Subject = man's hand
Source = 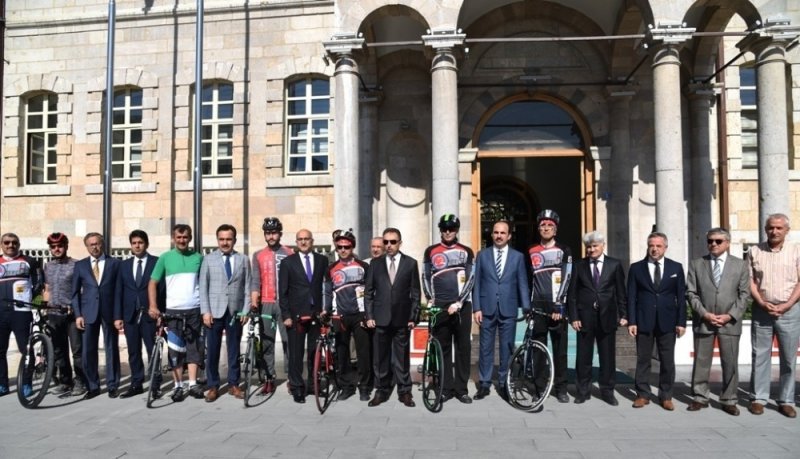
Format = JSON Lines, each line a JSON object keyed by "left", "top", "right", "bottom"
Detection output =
{"left": 571, "top": 320, "right": 582, "bottom": 332}
{"left": 447, "top": 302, "right": 461, "bottom": 315}
{"left": 148, "top": 307, "right": 160, "bottom": 320}
{"left": 76, "top": 317, "right": 85, "bottom": 330}
{"left": 628, "top": 324, "right": 637, "bottom": 337}
{"left": 473, "top": 310, "right": 483, "bottom": 325}
{"left": 619, "top": 318, "right": 628, "bottom": 327}
{"left": 366, "top": 319, "right": 376, "bottom": 328}
{"left": 283, "top": 318, "right": 293, "bottom": 328}
{"left": 550, "top": 312, "right": 562, "bottom": 321}
{"left": 114, "top": 320, "right": 124, "bottom": 331}
{"left": 407, "top": 321, "right": 415, "bottom": 330}
{"left": 676, "top": 326, "right": 686, "bottom": 338}
{"left": 203, "top": 313, "right": 213, "bottom": 328}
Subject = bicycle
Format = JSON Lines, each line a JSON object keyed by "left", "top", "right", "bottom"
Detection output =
{"left": 235, "top": 309, "right": 274, "bottom": 407}
{"left": 417, "top": 305, "right": 445, "bottom": 413}
{"left": 313, "top": 313, "right": 340, "bottom": 414}
{"left": 145, "top": 312, "right": 185, "bottom": 408}
{"left": 505, "top": 309, "right": 555, "bottom": 412}
{"left": 6, "top": 300, "right": 68, "bottom": 408}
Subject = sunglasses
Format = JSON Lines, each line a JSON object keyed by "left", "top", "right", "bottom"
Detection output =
{"left": 49, "top": 244, "right": 65, "bottom": 249}
{"left": 335, "top": 245, "right": 352, "bottom": 250}
{"left": 2, "top": 240, "right": 19, "bottom": 246}
{"left": 440, "top": 228, "right": 457, "bottom": 233}
{"left": 383, "top": 239, "right": 399, "bottom": 245}
{"left": 707, "top": 238, "right": 726, "bottom": 245}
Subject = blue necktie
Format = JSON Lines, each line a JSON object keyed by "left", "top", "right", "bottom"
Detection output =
{"left": 135, "top": 259, "right": 143, "bottom": 286}
{"left": 304, "top": 254, "right": 313, "bottom": 282}
{"left": 224, "top": 254, "right": 232, "bottom": 281}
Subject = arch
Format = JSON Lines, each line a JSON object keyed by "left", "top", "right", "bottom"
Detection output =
{"left": 338, "top": 0, "right": 451, "bottom": 32}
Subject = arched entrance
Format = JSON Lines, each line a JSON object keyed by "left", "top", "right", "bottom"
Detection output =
{"left": 472, "top": 94, "right": 595, "bottom": 255}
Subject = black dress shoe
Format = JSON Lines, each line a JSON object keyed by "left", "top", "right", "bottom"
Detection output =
{"left": 456, "top": 394, "right": 473, "bottom": 404}
{"left": 107, "top": 388, "right": 120, "bottom": 398}
{"left": 555, "top": 392, "right": 569, "bottom": 403}
{"left": 119, "top": 386, "right": 144, "bottom": 399}
{"left": 368, "top": 393, "right": 386, "bottom": 407}
{"left": 474, "top": 387, "right": 491, "bottom": 400}
{"left": 398, "top": 393, "right": 415, "bottom": 407}
{"left": 292, "top": 393, "right": 306, "bottom": 404}
{"left": 574, "top": 395, "right": 589, "bottom": 404}
{"left": 83, "top": 389, "right": 101, "bottom": 400}
{"left": 601, "top": 394, "right": 619, "bottom": 406}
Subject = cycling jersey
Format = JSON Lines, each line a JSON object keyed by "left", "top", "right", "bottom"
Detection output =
{"left": 0, "top": 255, "right": 42, "bottom": 312}
{"left": 251, "top": 245, "right": 294, "bottom": 303}
{"left": 323, "top": 258, "right": 368, "bottom": 316}
{"left": 528, "top": 242, "right": 572, "bottom": 310}
{"left": 422, "top": 241, "right": 475, "bottom": 306}
{"left": 150, "top": 249, "right": 202, "bottom": 311}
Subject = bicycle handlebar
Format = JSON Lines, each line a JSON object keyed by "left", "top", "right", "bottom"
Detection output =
{"left": 4, "top": 299, "right": 70, "bottom": 314}
{"left": 515, "top": 309, "right": 551, "bottom": 322}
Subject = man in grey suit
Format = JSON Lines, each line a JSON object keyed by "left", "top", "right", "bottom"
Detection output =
{"left": 686, "top": 227, "right": 750, "bottom": 416}
{"left": 472, "top": 220, "right": 530, "bottom": 400}
{"left": 199, "top": 224, "right": 252, "bottom": 402}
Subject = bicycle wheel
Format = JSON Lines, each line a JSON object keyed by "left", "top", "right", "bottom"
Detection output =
{"left": 421, "top": 337, "right": 444, "bottom": 413}
{"left": 242, "top": 337, "right": 256, "bottom": 407}
{"left": 17, "top": 332, "right": 54, "bottom": 408}
{"left": 313, "top": 341, "right": 335, "bottom": 414}
{"left": 506, "top": 339, "right": 554, "bottom": 412}
{"left": 146, "top": 338, "right": 165, "bottom": 408}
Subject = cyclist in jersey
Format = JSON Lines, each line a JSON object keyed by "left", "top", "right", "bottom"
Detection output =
{"left": 528, "top": 209, "right": 572, "bottom": 403}
{"left": 322, "top": 229, "right": 372, "bottom": 401}
{"left": 422, "top": 214, "right": 475, "bottom": 403}
{"left": 250, "top": 217, "right": 293, "bottom": 394}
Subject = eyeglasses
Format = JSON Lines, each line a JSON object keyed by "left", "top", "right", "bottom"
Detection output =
{"left": 296, "top": 237, "right": 312, "bottom": 242}
{"left": 2, "top": 240, "right": 19, "bottom": 246}
{"left": 383, "top": 239, "right": 399, "bottom": 245}
{"left": 49, "top": 244, "right": 64, "bottom": 249}
{"left": 335, "top": 245, "right": 352, "bottom": 250}
{"left": 440, "top": 228, "right": 457, "bottom": 233}
{"left": 707, "top": 238, "right": 726, "bottom": 245}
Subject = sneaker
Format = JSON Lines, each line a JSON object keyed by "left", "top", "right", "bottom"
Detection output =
{"left": 338, "top": 388, "right": 356, "bottom": 401}
{"left": 52, "top": 384, "right": 72, "bottom": 395}
{"left": 188, "top": 384, "right": 205, "bottom": 399}
{"left": 171, "top": 386, "right": 185, "bottom": 402}
{"left": 22, "top": 384, "right": 33, "bottom": 398}
{"left": 260, "top": 380, "right": 275, "bottom": 395}
{"left": 0, "top": 385, "right": 9, "bottom": 396}
{"left": 71, "top": 384, "right": 88, "bottom": 397}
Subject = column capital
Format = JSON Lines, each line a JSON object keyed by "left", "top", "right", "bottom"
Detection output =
{"left": 737, "top": 18, "right": 800, "bottom": 56}
{"left": 323, "top": 32, "right": 366, "bottom": 58}
{"left": 359, "top": 89, "right": 383, "bottom": 105}
{"left": 422, "top": 27, "right": 466, "bottom": 52}
{"left": 686, "top": 82, "right": 719, "bottom": 99}
{"left": 645, "top": 20, "right": 695, "bottom": 48}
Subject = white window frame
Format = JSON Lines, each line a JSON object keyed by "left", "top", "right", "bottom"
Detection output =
{"left": 112, "top": 87, "right": 144, "bottom": 180}
{"left": 740, "top": 64, "right": 758, "bottom": 169}
{"left": 285, "top": 77, "right": 330, "bottom": 174}
{"left": 25, "top": 93, "right": 58, "bottom": 184}
{"left": 195, "top": 81, "right": 234, "bottom": 177}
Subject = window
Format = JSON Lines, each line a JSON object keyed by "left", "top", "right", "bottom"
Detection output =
{"left": 740, "top": 65, "right": 757, "bottom": 169}
{"left": 286, "top": 78, "right": 329, "bottom": 173}
{"left": 25, "top": 93, "right": 58, "bottom": 184}
{"left": 197, "top": 82, "right": 233, "bottom": 176}
{"left": 112, "top": 87, "right": 143, "bottom": 180}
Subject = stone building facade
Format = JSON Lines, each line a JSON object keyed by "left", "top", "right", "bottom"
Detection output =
{"left": 1, "top": 0, "right": 799, "bottom": 264}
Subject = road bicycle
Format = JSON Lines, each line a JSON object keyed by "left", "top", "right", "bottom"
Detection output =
{"left": 236, "top": 309, "right": 274, "bottom": 407}
{"left": 505, "top": 309, "right": 554, "bottom": 412}
{"left": 417, "top": 305, "right": 445, "bottom": 413}
{"left": 145, "top": 312, "right": 185, "bottom": 407}
{"left": 7, "top": 300, "right": 68, "bottom": 408}
{"left": 313, "top": 313, "right": 340, "bottom": 414}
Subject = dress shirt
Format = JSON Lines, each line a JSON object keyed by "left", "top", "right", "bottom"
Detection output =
{"left": 133, "top": 255, "right": 149, "bottom": 278}
{"left": 92, "top": 255, "right": 107, "bottom": 281}
{"left": 493, "top": 246, "right": 508, "bottom": 276}
{"left": 647, "top": 257, "right": 662, "bottom": 283}
{"left": 385, "top": 252, "right": 402, "bottom": 272}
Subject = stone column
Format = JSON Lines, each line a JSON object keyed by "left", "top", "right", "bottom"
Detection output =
{"left": 738, "top": 21, "right": 799, "bottom": 237}
{"left": 687, "top": 84, "right": 717, "bottom": 257}
{"left": 358, "top": 89, "right": 382, "bottom": 259}
{"left": 324, "top": 34, "right": 365, "bottom": 237}
{"left": 607, "top": 89, "right": 634, "bottom": 265}
{"left": 423, "top": 29, "right": 466, "bottom": 242}
{"left": 649, "top": 22, "right": 694, "bottom": 265}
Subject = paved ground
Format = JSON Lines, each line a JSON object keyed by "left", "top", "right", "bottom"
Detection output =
{"left": 1, "top": 342, "right": 798, "bottom": 458}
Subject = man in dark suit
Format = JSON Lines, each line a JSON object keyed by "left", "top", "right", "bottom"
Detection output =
{"left": 472, "top": 220, "right": 530, "bottom": 400}
{"left": 365, "top": 227, "right": 421, "bottom": 407}
{"left": 72, "top": 232, "right": 121, "bottom": 399}
{"left": 686, "top": 227, "right": 750, "bottom": 416}
{"left": 278, "top": 228, "right": 327, "bottom": 403}
{"left": 115, "top": 230, "right": 164, "bottom": 399}
{"left": 627, "top": 231, "right": 686, "bottom": 410}
{"left": 568, "top": 231, "right": 627, "bottom": 406}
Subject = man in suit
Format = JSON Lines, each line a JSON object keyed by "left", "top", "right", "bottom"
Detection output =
{"left": 686, "top": 227, "right": 750, "bottom": 416}
{"left": 200, "top": 224, "right": 251, "bottom": 402}
{"left": 72, "top": 232, "right": 121, "bottom": 399}
{"left": 115, "top": 230, "right": 164, "bottom": 399}
{"left": 568, "top": 231, "right": 627, "bottom": 406}
{"left": 278, "top": 229, "right": 327, "bottom": 403}
{"left": 472, "top": 220, "right": 530, "bottom": 400}
{"left": 747, "top": 213, "right": 800, "bottom": 418}
{"left": 627, "top": 231, "right": 686, "bottom": 410}
{"left": 365, "top": 227, "right": 421, "bottom": 407}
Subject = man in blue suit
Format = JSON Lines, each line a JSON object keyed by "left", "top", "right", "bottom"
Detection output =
{"left": 116, "top": 230, "right": 164, "bottom": 399}
{"left": 627, "top": 231, "right": 686, "bottom": 410}
{"left": 472, "top": 220, "right": 530, "bottom": 400}
{"left": 72, "top": 232, "right": 121, "bottom": 399}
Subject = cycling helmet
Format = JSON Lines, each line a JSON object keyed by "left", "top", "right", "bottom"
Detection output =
{"left": 261, "top": 217, "right": 283, "bottom": 232}
{"left": 46, "top": 232, "right": 69, "bottom": 246}
{"left": 438, "top": 214, "right": 461, "bottom": 230}
{"left": 332, "top": 228, "right": 356, "bottom": 248}
{"left": 537, "top": 209, "right": 560, "bottom": 226}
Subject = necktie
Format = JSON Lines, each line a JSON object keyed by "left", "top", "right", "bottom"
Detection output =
{"left": 92, "top": 258, "right": 100, "bottom": 282}
{"left": 653, "top": 261, "right": 661, "bottom": 289}
{"left": 135, "top": 258, "right": 143, "bottom": 286}
{"left": 224, "top": 254, "right": 232, "bottom": 281}
{"left": 304, "top": 254, "right": 313, "bottom": 282}
{"left": 592, "top": 259, "right": 600, "bottom": 288}
{"left": 389, "top": 256, "right": 396, "bottom": 284}
{"left": 713, "top": 258, "right": 721, "bottom": 287}
{"left": 495, "top": 250, "right": 503, "bottom": 278}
